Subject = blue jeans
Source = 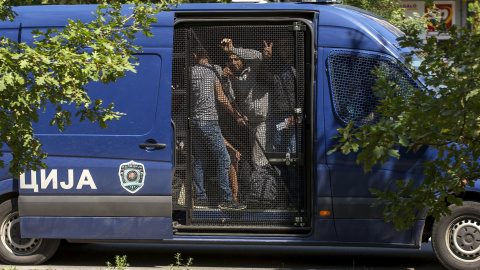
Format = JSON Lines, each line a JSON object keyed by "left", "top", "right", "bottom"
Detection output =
{"left": 266, "top": 114, "right": 296, "bottom": 154}
{"left": 191, "top": 119, "right": 233, "bottom": 202}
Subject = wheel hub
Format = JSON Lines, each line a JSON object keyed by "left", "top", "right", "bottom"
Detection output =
{"left": 449, "top": 218, "right": 480, "bottom": 261}
{"left": 465, "top": 234, "right": 475, "bottom": 244}
{"left": 1, "top": 212, "right": 41, "bottom": 256}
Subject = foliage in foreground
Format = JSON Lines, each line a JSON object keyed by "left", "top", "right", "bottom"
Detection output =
{"left": 342, "top": 0, "right": 405, "bottom": 27}
{"left": 106, "top": 255, "right": 130, "bottom": 270}
{"left": 170, "top": 253, "right": 194, "bottom": 270}
{"left": 103, "top": 253, "right": 195, "bottom": 270}
{"left": 343, "top": 0, "right": 427, "bottom": 34}
{"left": 0, "top": 1, "right": 172, "bottom": 178}
{"left": 331, "top": 1, "right": 480, "bottom": 230}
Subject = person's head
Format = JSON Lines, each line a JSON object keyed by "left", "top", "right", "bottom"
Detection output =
{"left": 277, "top": 38, "right": 293, "bottom": 63}
{"left": 192, "top": 47, "right": 208, "bottom": 64}
{"left": 228, "top": 54, "right": 243, "bottom": 72}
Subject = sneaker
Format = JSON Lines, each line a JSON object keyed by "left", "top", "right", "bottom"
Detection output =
{"left": 218, "top": 200, "right": 247, "bottom": 211}
{"left": 194, "top": 199, "right": 209, "bottom": 209}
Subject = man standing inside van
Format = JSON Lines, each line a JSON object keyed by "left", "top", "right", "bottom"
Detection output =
{"left": 266, "top": 39, "right": 299, "bottom": 209}
{"left": 221, "top": 38, "right": 270, "bottom": 170}
{"left": 190, "top": 47, "right": 246, "bottom": 211}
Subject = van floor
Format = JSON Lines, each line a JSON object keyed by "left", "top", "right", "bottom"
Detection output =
{"left": 172, "top": 207, "right": 310, "bottom": 234}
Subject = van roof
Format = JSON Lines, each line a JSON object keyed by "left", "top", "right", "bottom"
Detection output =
{"left": 2, "top": 3, "right": 403, "bottom": 55}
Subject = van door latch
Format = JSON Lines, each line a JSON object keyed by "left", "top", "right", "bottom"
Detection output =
{"left": 139, "top": 139, "right": 167, "bottom": 151}
{"left": 265, "top": 152, "right": 303, "bottom": 166}
{"left": 285, "top": 153, "right": 292, "bottom": 166}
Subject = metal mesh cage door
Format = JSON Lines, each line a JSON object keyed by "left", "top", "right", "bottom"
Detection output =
{"left": 172, "top": 22, "right": 307, "bottom": 229}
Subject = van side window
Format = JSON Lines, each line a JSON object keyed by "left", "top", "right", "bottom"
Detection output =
{"left": 327, "top": 50, "right": 419, "bottom": 127}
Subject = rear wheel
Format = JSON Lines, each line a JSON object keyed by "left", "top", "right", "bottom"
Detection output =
{"left": 432, "top": 201, "right": 480, "bottom": 270}
{"left": 0, "top": 198, "right": 60, "bottom": 265}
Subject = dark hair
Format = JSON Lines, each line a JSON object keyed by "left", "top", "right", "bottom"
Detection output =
{"left": 192, "top": 46, "right": 208, "bottom": 61}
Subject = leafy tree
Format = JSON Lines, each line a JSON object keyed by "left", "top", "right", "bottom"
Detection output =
{"left": 342, "top": 0, "right": 405, "bottom": 26}
{"left": 0, "top": 1, "right": 172, "bottom": 178}
{"left": 468, "top": 0, "right": 480, "bottom": 34}
{"left": 331, "top": 0, "right": 480, "bottom": 230}
{"left": 179, "top": 0, "right": 230, "bottom": 3}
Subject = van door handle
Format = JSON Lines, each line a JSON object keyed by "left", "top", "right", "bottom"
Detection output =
{"left": 139, "top": 140, "right": 167, "bottom": 151}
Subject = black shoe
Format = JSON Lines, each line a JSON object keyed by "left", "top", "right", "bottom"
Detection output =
{"left": 194, "top": 199, "right": 209, "bottom": 209}
{"left": 218, "top": 200, "right": 246, "bottom": 211}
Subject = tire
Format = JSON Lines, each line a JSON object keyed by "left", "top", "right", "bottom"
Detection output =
{"left": 0, "top": 198, "right": 60, "bottom": 265}
{"left": 432, "top": 201, "right": 480, "bottom": 270}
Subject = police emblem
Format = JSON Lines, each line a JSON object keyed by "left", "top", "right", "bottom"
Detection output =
{"left": 118, "top": 160, "right": 146, "bottom": 193}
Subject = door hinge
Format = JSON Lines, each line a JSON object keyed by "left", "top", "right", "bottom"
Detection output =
{"left": 289, "top": 22, "right": 306, "bottom": 32}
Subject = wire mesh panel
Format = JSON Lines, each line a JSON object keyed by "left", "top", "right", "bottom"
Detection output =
{"left": 327, "top": 50, "right": 419, "bottom": 127}
{"left": 172, "top": 25, "right": 189, "bottom": 211}
{"left": 172, "top": 22, "right": 308, "bottom": 229}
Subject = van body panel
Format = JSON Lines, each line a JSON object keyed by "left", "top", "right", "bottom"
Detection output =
{"left": 315, "top": 166, "right": 331, "bottom": 198}
{"left": 335, "top": 219, "right": 413, "bottom": 244}
{"left": 0, "top": 29, "right": 18, "bottom": 42}
{"left": 316, "top": 7, "right": 400, "bottom": 56}
{"left": 17, "top": 155, "right": 172, "bottom": 194}
{"left": 314, "top": 49, "right": 331, "bottom": 214}
{"left": 0, "top": 18, "right": 20, "bottom": 32}
{"left": 16, "top": 11, "right": 175, "bottom": 240}
{"left": 20, "top": 5, "right": 97, "bottom": 27}
{"left": 28, "top": 52, "right": 171, "bottom": 155}
{"left": 313, "top": 220, "right": 338, "bottom": 242}
{"left": 0, "top": 178, "right": 17, "bottom": 197}
{"left": 321, "top": 46, "right": 425, "bottom": 245}
{"left": 18, "top": 196, "right": 171, "bottom": 217}
{"left": 19, "top": 217, "right": 172, "bottom": 240}
{"left": 0, "top": 155, "right": 17, "bottom": 197}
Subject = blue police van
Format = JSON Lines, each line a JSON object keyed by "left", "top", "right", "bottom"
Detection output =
{"left": 0, "top": 2, "right": 477, "bottom": 270}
